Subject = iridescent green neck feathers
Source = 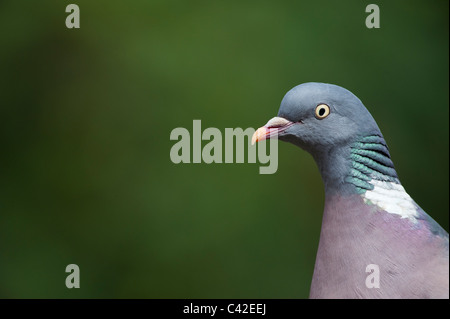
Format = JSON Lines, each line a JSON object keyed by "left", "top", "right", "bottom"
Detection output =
{"left": 346, "top": 134, "right": 399, "bottom": 194}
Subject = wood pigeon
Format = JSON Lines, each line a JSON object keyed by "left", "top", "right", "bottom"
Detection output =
{"left": 252, "top": 83, "right": 449, "bottom": 298}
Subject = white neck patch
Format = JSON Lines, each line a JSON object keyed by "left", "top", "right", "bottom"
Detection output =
{"left": 362, "top": 180, "right": 419, "bottom": 222}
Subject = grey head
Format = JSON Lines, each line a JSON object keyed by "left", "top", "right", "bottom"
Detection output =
{"left": 253, "top": 82, "right": 398, "bottom": 196}
{"left": 277, "top": 82, "right": 379, "bottom": 152}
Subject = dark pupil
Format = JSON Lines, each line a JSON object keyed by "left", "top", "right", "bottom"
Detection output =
{"left": 318, "top": 107, "right": 325, "bottom": 116}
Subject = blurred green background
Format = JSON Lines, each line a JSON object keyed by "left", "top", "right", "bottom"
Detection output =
{"left": 0, "top": 0, "right": 448, "bottom": 298}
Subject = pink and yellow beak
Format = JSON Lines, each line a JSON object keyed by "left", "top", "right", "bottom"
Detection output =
{"left": 252, "top": 117, "right": 294, "bottom": 145}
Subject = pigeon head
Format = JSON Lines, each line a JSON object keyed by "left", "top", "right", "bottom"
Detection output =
{"left": 253, "top": 82, "right": 397, "bottom": 195}
{"left": 253, "top": 82, "right": 380, "bottom": 154}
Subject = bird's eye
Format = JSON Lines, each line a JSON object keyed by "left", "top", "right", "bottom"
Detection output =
{"left": 315, "top": 104, "right": 330, "bottom": 119}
